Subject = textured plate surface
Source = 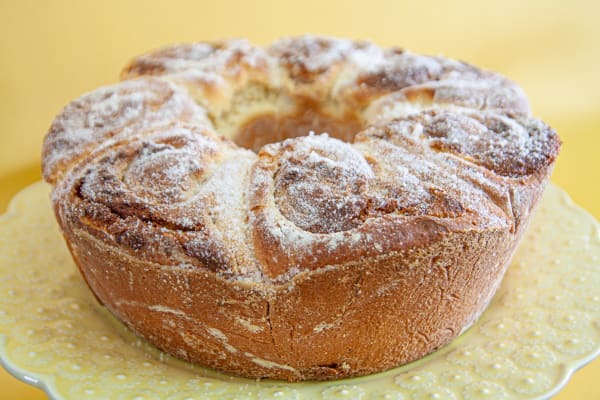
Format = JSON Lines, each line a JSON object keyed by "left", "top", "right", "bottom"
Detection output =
{"left": 0, "top": 182, "right": 599, "bottom": 400}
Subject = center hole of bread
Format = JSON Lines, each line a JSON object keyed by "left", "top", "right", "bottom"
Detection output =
{"left": 233, "top": 108, "right": 363, "bottom": 152}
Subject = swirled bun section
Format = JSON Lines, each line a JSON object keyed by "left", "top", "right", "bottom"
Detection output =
{"left": 42, "top": 36, "right": 560, "bottom": 381}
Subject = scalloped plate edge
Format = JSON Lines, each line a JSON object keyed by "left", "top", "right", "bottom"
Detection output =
{"left": 0, "top": 335, "right": 61, "bottom": 400}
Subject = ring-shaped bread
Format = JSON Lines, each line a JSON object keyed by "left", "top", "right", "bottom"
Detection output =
{"left": 42, "top": 36, "right": 560, "bottom": 381}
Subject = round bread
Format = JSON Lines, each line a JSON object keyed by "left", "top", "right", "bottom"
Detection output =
{"left": 42, "top": 36, "right": 560, "bottom": 381}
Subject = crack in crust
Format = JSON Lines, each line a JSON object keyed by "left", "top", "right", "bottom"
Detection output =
{"left": 42, "top": 35, "right": 560, "bottom": 381}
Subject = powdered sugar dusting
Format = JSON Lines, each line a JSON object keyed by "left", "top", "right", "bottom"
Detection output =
{"left": 124, "top": 39, "right": 270, "bottom": 81}
{"left": 271, "top": 134, "right": 374, "bottom": 233}
{"left": 128, "top": 42, "right": 217, "bottom": 74}
{"left": 268, "top": 35, "right": 359, "bottom": 83}
{"left": 364, "top": 77, "right": 531, "bottom": 122}
{"left": 196, "top": 148, "right": 258, "bottom": 275}
{"left": 346, "top": 42, "right": 386, "bottom": 73}
{"left": 271, "top": 35, "right": 353, "bottom": 71}
{"left": 382, "top": 109, "right": 560, "bottom": 177}
{"left": 77, "top": 125, "right": 222, "bottom": 228}
{"left": 355, "top": 135, "right": 505, "bottom": 225}
{"left": 353, "top": 50, "right": 447, "bottom": 92}
{"left": 47, "top": 36, "right": 560, "bottom": 284}
{"left": 61, "top": 121, "right": 266, "bottom": 278}
{"left": 122, "top": 127, "right": 220, "bottom": 204}
{"left": 42, "top": 78, "right": 209, "bottom": 183}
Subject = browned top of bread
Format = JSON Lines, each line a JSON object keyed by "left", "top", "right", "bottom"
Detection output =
{"left": 43, "top": 36, "right": 560, "bottom": 284}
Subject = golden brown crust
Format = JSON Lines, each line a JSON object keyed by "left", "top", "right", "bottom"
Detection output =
{"left": 121, "top": 42, "right": 220, "bottom": 78}
{"left": 42, "top": 78, "right": 209, "bottom": 184}
{"left": 53, "top": 123, "right": 260, "bottom": 278}
{"left": 43, "top": 35, "right": 560, "bottom": 381}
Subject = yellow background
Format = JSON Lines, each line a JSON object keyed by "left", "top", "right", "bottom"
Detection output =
{"left": 0, "top": 0, "right": 598, "bottom": 398}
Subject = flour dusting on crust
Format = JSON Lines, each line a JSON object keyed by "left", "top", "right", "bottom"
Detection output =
{"left": 45, "top": 36, "right": 560, "bottom": 284}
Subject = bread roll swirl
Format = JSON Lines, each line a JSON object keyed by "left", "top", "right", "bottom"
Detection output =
{"left": 42, "top": 78, "right": 209, "bottom": 184}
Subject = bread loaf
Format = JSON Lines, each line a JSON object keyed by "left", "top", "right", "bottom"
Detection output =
{"left": 42, "top": 36, "right": 560, "bottom": 381}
